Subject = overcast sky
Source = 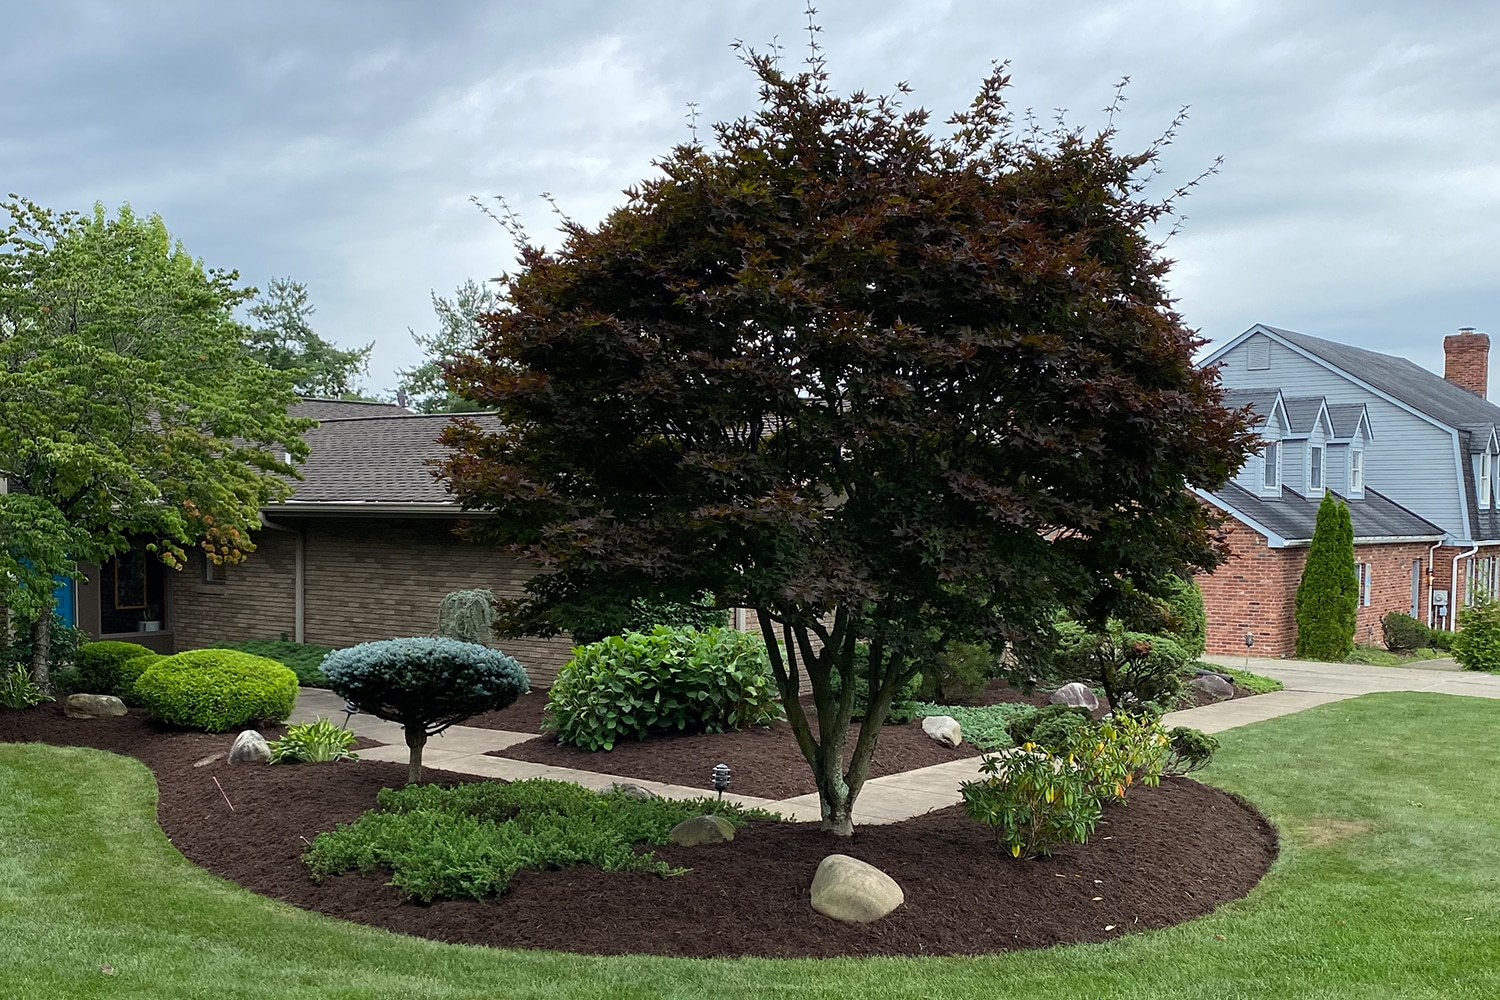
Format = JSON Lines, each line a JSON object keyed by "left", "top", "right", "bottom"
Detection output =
{"left": 5, "top": 1, "right": 1498, "bottom": 395}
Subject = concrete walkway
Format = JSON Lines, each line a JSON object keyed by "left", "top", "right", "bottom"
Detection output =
{"left": 291, "top": 658, "right": 1500, "bottom": 826}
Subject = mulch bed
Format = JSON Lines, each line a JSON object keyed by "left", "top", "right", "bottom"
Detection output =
{"left": 0, "top": 704, "right": 1276, "bottom": 959}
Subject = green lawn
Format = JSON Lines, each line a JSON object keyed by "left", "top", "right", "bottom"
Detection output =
{"left": 2, "top": 692, "right": 1499, "bottom": 998}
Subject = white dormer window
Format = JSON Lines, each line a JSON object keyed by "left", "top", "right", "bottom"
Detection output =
{"left": 1262, "top": 441, "right": 1281, "bottom": 494}
{"left": 1310, "top": 446, "right": 1324, "bottom": 492}
{"left": 1349, "top": 450, "right": 1364, "bottom": 495}
{"left": 1482, "top": 452, "right": 1493, "bottom": 510}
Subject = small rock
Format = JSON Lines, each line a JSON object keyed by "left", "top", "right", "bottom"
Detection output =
{"left": 1048, "top": 682, "right": 1100, "bottom": 711}
{"left": 228, "top": 730, "right": 271, "bottom": 765}
{"left": 63, "top": 694, "right": 127, "bottom": 719}
{"left": 191, "top": 752, "right": 225, "bottom": 768}
{"left": 669, "top": 814, "right": 735, "bottom": 846}
{"left": 605, "top": 782, "right": 658, "bottom": 800}
{"left": 1190, "top": 674, "right": 1235, "bottom": 700}
{"left": 810, "top": 854, "right": 904, "bottom": 923}
{"left": 921, "top": 714, "right": 962, "bottom": 747}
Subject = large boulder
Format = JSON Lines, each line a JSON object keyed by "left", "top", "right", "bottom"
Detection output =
{"left": 669, "top": 814, "right": 735, "bottom": 846}
{"left": 810, "top": 854, "right": 904, "bottom": 923}
{"left": 63, "top": 694, "right": 127, "bottom": 719}
{"left": 921, "top": 714, "right": 962, "bottom": 747}
{"left": 228, "top": 730, "right": 272, "bottom": 765}
{"left": 1190, "top": 674, "right": 1235, "bottom": 700}
{"left": 1048, "top": 682, "right": 1100, "bottom": 711}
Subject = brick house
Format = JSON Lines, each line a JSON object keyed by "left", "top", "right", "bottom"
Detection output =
{"left": 71, "top": 399, "right": 578, "bottom": 686}
{"left": 1196, "top": 324, "right": 1500, "bottom": 656}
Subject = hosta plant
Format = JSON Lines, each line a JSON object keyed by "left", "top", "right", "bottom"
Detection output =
{"left": 270, "top": 718, "right": 359, "bottom": 763}
{"left": 0, "top": 665, "right": 48, "bottom": 709}
{"left": 960, "top": 745, "right": 1102, "bottom": 859}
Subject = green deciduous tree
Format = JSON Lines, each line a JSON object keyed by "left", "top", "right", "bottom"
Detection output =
{"left": 245, "top": 276, "right": 371, "bottom": 397}
{"left": 1295, "top": 494, "right": 1358, "bottom": 661}
{"left": 0, "top": 197, "right": 310, "bottom": 687}
{"left": 438, "top": 49, "right": 1252, "bottom": 834}
{"left": 394, "top": 278, "right": 499, "bottom": 413}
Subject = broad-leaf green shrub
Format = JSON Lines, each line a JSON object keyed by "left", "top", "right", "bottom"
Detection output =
{"left": 1, "top": 614, "right": 87, "bottom": 689}
{"left": 304, "top": 778, "right": 771, "bottom": 901}
{"left": 1381, "top": 612, "right": 1429, "bottom": 653}
{"left": 1066, "top": 712, "right": 1169, "bottom": 801}
{"left": 1164, "top": 726, "right": 1218, "bottom": 775}
{"left": 916, "top": 640, "right": 995, "bottom": 704}
{"left": 1454, "top": 592, "right": 1500, "bottom": 672}
{"left": 1006, "top": 703, "right": 1095, "bottom": 751}
{"left": 74, "top": 640, "right": 155, "bottom": 699}
{"left": 1049, "top": 621, "right": 1190, "bottom": 710}
{"left": 211, "top": 638, "right": 336, "bottom": 687}
{"left": 270, "top": 718, "right": 359, "bottom": 763}
{"left": 323, "top": 637, "right": 529, "bottom": 783}
{"left": 960, "top": 747, "right": 1102, "bottom": 858}
{"left": 133, "top": 650, "right": 298, "bottom": 731}
{"left": 546, "top": 627, "right": 781, "bottom": 750}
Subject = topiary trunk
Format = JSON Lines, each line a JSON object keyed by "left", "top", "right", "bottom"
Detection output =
{"left": 405, "top": 727, "right": 427, "bottom": 785}
{"left": 1295, "top": 494, "right": 1358, "bottom": 661}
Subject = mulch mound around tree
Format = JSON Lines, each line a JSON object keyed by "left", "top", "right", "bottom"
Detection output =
{"left": 1, "top": 704, "right": 1276, "bottom": 959}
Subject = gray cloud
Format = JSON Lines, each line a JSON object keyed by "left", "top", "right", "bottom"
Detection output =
{"left": 4, "top": 1, "right": 1498, "bottom": 390}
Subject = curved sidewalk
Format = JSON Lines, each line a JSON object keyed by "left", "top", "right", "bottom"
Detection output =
{"left": 292, "top": 658, "right": 1500, "bottom": 826}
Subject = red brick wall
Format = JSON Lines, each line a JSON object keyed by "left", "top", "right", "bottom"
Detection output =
{"left": 1443, "top": 329, "right": 1490, "bottom": 397}
{"left": 1200, "top": 519, "right": 1435, "bottom": 657}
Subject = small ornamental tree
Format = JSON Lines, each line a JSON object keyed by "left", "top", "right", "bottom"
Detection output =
{"left": 321, "top": 638, "right": 529, "bottom": 783}
{"left": 1295, "top": 494, "right": 1358, "bottom": 661}
{"left": 439, "top": 42, "right": 1253, "bottom": 833}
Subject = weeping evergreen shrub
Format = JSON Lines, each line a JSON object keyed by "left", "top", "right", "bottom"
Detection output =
{"left": 1295, "top": 494, "right": 1358, "bottom": 661}
{"left": 436, "top": 589, "right": 496, "bottom": 645}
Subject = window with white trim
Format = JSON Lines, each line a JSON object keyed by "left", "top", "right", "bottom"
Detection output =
{"left": 1309, "top": 445, "right": 1324, "bottom": 492}
{"left": 1261, "top": 441, "right": 1280, "bottom": 493}
{"left": 1467, "top": 556, "right": 1500, "bottom": 605}
{"left": 1349, "top": 450, "right": 1364, "bottom": 494}
{"left": 1355, "top": 562, "right": 1372, "bottom": 608}
{"left": 1481, "top": 452, "right": 1493, "bottom": 510}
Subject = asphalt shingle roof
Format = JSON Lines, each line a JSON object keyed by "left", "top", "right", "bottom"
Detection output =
{"left": 280, "top": 413, "right": 501, "bottom": 505}
{"left": 1282, "top": 395, "right": 1327, "bottom": 436}
{"left": 289, "top": 398, "right": 412, "bottom": 421}
{"left": 1222, "top": 388, "right": 1281, "bottom": 429}
{"left": 1210, "top": 482, "right": 1443, "bottom": 543}
{"left": 1325, "top": 402, "right": 1369, "bottom": 440}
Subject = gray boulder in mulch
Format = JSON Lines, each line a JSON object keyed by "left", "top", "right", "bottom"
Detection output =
{"left": 669, "top": 814, "right": 735, "bottom": 846}
{"left": 1048, "top": 682, "right": 1100, "bottom": 711}
{"left": 1190, "top": 674, "right": 1235, "bottom": 700}
{"left": 63, "top": 694, "right": 127, "bottom": 719}
{"left": 606, "top": 782, "right": 658, "bottom": 800}
{"left": 228, "top": 730, "right": 272, "bottom": 765}
{"left": 810, "top": 854, "right": 904, "bottom": 923}
{"left": 921, "top": 714, "right": 962, "bottom": 747}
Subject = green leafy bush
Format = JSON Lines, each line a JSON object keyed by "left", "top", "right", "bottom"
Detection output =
{"left": 916, "top": 640, "right": 996, "bottom": 704}
{"left": 564, "top": 593, "right": 728, "bottom": 647}
{"left": 133, "top": 649, "right": 298, "bottom": 731}
{"left": 1067, "top": 712, "right": 1169, "bottom": 801}
{"left": 1164, "top": 726, "right": 1219, "bottom": 775}
{"left": 1006, "top": 703, "right": 1095, "bottom": 752}
{"left": 304, "top": 778, "right": 770, "bottom": 901}
{"left": 322, "top": 637, "right": 530, "bottom": 783}
{"left": 75, "top": 641, "right": 157, "bottom": 700}
{"left": 960, "top": 747, "right": 1102, "bottom": 859}
{"left": 1381, "top": 612, "right": 1429, "bottom": 654}
{"left": 270, "top": 718, "right": 359, "bottom": 763}
{"left": 1295, "top": 494, "right": 1358, "bottom": 661}
{"left": 1454, "top": 592, "right": 1500, "bottom": 672}
{"left": 0, "top": 665, "right": 48, "bottom": 709}
{"left": 211, "top": 638, "right": 336, "bottom": 687}
{"left": 1163, "top": 577, "right": 1208, "bottom": 659}
{"left": 547, "top": 627, "right": 781, "bottom": 750}
{"left": 2, "top": 616, "right": 89, "bottom": 687}
{"left": 1049, "top": 621, "right": 1190, "bottom": 710}
{"left": 912, "top": 701, "right": 1036, "bottom": 750}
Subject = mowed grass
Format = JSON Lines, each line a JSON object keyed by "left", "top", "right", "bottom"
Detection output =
{"left": 1, "top": 691, "right": 1499, "bottom": 998}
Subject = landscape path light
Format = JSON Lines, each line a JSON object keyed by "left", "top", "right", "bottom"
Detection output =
{"left": 712, "top": 763, "right": 731, "bottom": 801}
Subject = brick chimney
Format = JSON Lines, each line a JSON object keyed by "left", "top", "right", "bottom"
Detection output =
{"left": 1444, "top": 327, "right": 1490, "bottom": 397}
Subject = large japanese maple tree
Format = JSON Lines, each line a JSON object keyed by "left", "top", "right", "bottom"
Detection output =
{"left": 439, "top": 51, "right": 1253, "bottom": 834}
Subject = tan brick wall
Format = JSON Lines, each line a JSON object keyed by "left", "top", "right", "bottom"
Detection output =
{"left": 1200, "top": 518, "right": 1435, "bottom": 657}
{"left": 172, "top": 532, "right": 298, "bottom": 651}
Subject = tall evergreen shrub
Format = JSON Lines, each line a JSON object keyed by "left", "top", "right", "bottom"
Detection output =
{"left": 1295, "top": 494, "right": 1357, "bottom": 661}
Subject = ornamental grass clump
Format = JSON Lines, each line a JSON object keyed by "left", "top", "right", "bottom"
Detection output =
{"left": 546, "top": 627, "right": 782, "bottom": 750}
{"left": 133, "top": 649, "right": 297, "bottom": 731}
{"left": 321, "top": 637, "right": 529, "bottom": 783}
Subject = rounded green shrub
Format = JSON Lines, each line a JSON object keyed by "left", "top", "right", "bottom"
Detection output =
{"left": 1381, "top": 612, "right": 1430, "bottom": 653}
{"left": 1163, "top": 577, "right": 1208, "bottom": 659}
{"left": 547, "top": 626, "right": 782, "bottom": 750}
{"left": 1454, "top": 593, "right": 1500, "bottom": 672}
{"left": 76, "top": 641, "right": 157, "bottom": 699}
{"left": 133, "top": 649, "right": 298, "bottom": 731}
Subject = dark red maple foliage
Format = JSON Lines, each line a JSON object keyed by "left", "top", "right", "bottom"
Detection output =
{"left": 439, "top": 47, "right": 1254, "bottom": 834}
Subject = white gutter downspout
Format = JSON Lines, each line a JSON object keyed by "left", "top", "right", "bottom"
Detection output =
{"left": 1428, "top": 541, "right": 1442, "bottom": 629}
{"left": 258, "top": 514, "right": 305, "bottom": 645}
{"left": 1450, "top": 543, "right": 1479, "bottom": 632}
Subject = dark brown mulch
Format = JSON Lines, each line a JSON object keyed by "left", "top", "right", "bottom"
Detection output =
{"left": 463, "top": 688, "right": 550, "bottom": 734}
{"left": 0, "top": 704, "right": 1275, "bottom": 958}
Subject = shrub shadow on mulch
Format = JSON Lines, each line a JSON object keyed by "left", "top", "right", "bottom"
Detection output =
{"left": 0, "top": 705, "right": 1277, "bottom": 959}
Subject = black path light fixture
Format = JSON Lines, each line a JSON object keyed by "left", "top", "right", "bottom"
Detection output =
{"left": 712, "top": 763, "right": 732, "bottom": 801}
{"left": 342, "top": 698, "right": 360, "bottom": 730}
{"left": 1244, "top": 631, "right": 1255, "bottom": 670}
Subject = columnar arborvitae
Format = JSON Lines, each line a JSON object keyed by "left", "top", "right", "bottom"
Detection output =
{"left": 1295, "top": 494, "right": 1358, "bottom": 660}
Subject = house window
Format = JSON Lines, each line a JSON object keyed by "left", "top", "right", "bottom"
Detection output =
{"left": 1262, "top": 441, "right": 1280, "bottom": 492}
{"left": 1466, "top": 556, "right": 1500, "bottom": 605}
{"left": 1355, "top": 563, "right": 1372, "bottom": 607}
{"left": 1309, "top": 446, "right": 1324, "bottom": 492}
{"left": 203, "top": 556, "right": 228, "bottom": 584}
{"left": 1482, "top": 452, "right": 1493, "bottom": 510}
{"left": 1349, "top": 450, "right": 1364, "bottom": 493}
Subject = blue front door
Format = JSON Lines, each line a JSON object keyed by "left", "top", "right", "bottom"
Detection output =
{"left": 53, "top": 576, "right": 76, "bottom": 628}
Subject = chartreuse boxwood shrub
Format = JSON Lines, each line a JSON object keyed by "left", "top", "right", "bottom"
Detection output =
{"left": 546, "top": 626, "right": 782, "bottom": 751}
{"left": 133, "top": 649, "right": 297, "bottom": 731}
{"left": 75, "top": 640, "right": 159, "bottom": 700}
{"left": 304, "top": 778, "right": 773, "bottom": 902}
{"left": 322, "top": 637, "right": 529, "bottom": 784}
